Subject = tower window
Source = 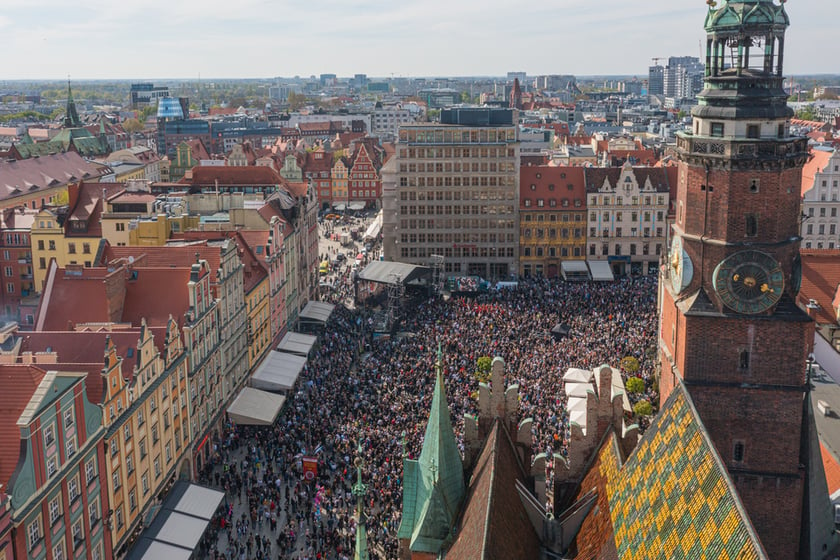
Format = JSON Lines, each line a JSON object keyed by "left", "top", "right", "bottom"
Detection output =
{"left": 745, "top": 215, "right": 758, "bottom": 237}
{"left": 739, "top": 350, "right": 750, "bottom": 370}
{"left": 710, "top": 122, "right": 724, "bottom": 137}
{"left": 747, "top": 125, "right": 760, "bottom": 139}
{"left": 749, "top": 179, "right": 759, "bottom": 193}
{"left": 733, "top": 441, "right": 745, "bottom": 462}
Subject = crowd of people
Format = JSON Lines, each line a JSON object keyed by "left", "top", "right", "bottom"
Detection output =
{"left": 203, "top": 276, "right": 659, "bottom": 559}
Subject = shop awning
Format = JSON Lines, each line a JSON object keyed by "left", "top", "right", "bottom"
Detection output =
{"left": 126, "top": 482, "right": 225, "bottom": 560}
{"left": 561, "top": 260, "right": 590, "bottom": 281}
{"left": 250, "top": 351, "right": 307, "bottom": 392}
{"left": 277, "top": 331, "right": 318, "bottom": 357}
{"left": 348, "top": 202, "right": 366, "bottom": 211}
{"left": 333, "top": 203, "right": 346, "bottom": 211}
{"left": 227, "top": 387, "right": 286, "bottom": 425}
{"left": 587, "top": 260, "right": 615, "bottom": 282}
{"left": 299, "top": 301, "right": 335, "bottom": 323}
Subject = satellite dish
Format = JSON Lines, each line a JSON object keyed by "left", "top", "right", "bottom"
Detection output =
{"left": 128, "top": 256, "right": 135, "bottom": 265}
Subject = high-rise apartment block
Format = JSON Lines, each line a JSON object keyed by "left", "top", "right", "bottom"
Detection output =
{"left": 384, "top": 108, "right": 520, "bottom": 279}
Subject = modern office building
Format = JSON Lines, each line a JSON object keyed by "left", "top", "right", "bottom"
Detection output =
{"left": 385, "top": 107, "right": 520, "bottom": 279}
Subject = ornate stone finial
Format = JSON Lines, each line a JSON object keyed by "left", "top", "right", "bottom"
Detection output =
{"left": 706, "top": 0, "right": 717, "bottom": 7}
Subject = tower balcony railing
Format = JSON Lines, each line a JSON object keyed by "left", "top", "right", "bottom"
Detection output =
{"left": 676, "top": 134, "right": 809, "bottom": 161}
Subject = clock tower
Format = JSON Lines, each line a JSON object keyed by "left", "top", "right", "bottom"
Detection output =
{"left": 659, "top": 1, "right": 814, "bottom": 558}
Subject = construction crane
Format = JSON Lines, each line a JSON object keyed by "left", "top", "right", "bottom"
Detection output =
{"left": 651, "top": 57, "right": 664, "bottom": 66}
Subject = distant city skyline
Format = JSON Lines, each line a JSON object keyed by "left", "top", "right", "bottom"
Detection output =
{"left": 2, "top": 0, "right": 836, "bottom": 80}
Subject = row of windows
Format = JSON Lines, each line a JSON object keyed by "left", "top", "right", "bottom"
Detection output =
{"left": 806, "top": 207, "right": 839, "bottom": 218}
{"left": 522, "top": 246, "right": 584, "bottom": 258}
{"left": 400, "top": 190, "right": 516, "bottom": 202}
{"left": 401, "top": 233, "right": 517, "bottom": 244}
{"left": 523, "top": 198, "right": 582, "bottom": 208}
{"left": 523, "top": 228, "right": 583, "bottom": 239}
{"left": 400, "top": 161, "right": 515, "bottom": 174}
{"left": 30, "top": 495, "right": 100, "bottom": 553}
{"left": 399, "top": 219, "right": 516, "bottom": 230}
{"left": 588, "top": 243, "right": 663, "bottom": 256}
{"left": 522, "top": 214, "right": 584, "bottom": 223}
{"left": 397, "top": 130, "right": 515, "bottom": 146}
{"left": 400, "top": 175, "right": 517, "bottom": 188}
{"left": 400, "top": 205, "right": 515, "bottom": 216}
{"left": 589, "top": 227, "right": 665, "bottom": 238}
{"left": 592, "top": 211, "right": 665, "bottom": 222}
{"left": 805, "top": 224, "right": 838, "bottom": 236}
{"left": 400, "top": 246, "right": 515, "bottom": 259}
{"left": 589, "top": 195, "right": 666, "bottom": 206}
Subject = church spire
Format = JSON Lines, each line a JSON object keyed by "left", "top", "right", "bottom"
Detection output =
{"left": 64, "top": 79, "right": 81, "bottom": 129}
{"left": 397, "top": 343, "right": 466, "bottom": 555}
{"left": 352, "top": 443, "right": 369, "bottom": 560}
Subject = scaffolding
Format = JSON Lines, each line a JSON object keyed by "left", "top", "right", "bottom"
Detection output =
{"left": 387, "top": 273, "right": 404, "bottom": 328}
{"left": 429, "top": 254, "right": 445, "bottom": 295}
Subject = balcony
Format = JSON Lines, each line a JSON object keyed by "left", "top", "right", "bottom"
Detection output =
{"left": 17, "top": 256, "right": 31, "bottom": 264}
{"left": 675, "top": 134, "right": 809, "bottom": 169}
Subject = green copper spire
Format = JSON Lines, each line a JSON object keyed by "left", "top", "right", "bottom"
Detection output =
{"left": 397, "top": 342, "right": 465, "bottom": 554}
{"left": 64, "top": 80, "right": 81, "bottom": 129}
{"left": 352, "top": 443, "right": 369, "bottom": 560}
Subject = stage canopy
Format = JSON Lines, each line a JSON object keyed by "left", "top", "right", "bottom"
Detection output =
{"left": 358, "top": 261, "right": 432, "bottom": 286}
{"left": 277, "top": 331, "right": 318, "bottom": 357}
{"left": 587, "top": 260, "right": 615, "bottom": 282}
{"left": 250, "top": 351, "right": 307, "bottom": 392}
{"left": 126, "top": 482, "right": 225, "bottom": 560}
{"left": 550, "top": 323, "right": 571, "bottom": 339}
{"left": 299, "top": 301, "right": 335, "bottom": 323}
{"left": 227, "top": 387, "right": 286, "bottom": 425}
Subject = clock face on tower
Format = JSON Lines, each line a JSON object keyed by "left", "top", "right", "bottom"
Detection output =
{"left": 669, "top": 235, "right": 693, "bottom": 295}
{"left": 713, "top": 250, "right": 785, "bottom": 314}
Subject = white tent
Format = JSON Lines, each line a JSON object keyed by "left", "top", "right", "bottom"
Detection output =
{"left": 566, "top": 382, "right": 593, "bottom": 399}
{"left": 348, "top": 202, "right": 366, "bottom": 211}
{"left": 126, "top": 482, "right": 224, "bottom": 560}
{"left": 227, "top": 387, "right": 286, "bottom": 425}
{"left": 250, "top": 351, "right": 307, "bottom": 392}
{"left": 563, "top": 368, "right": 593, "bottom": 384}
{"left": 333, "top": 203, "right": 346, "bottom": 211}
{"left": 277, "top": 331, "right": 318, "bottom": 357}
{"left": 587, "top": 260, "right": 615, "bottom": 282}
{"left": 561, "top": 260, "right": 590, "bottom": 281}
{"left": 363, "top": 212, "right": 383, "bottom": 240}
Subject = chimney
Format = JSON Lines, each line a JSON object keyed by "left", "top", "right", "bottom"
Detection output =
{"left": 806, "top": 299, "right": 820, "bottom": 320}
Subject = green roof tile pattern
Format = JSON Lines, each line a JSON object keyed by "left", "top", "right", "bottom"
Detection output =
{"left": 605, "top": 385, "right": 767, "bottom": 560}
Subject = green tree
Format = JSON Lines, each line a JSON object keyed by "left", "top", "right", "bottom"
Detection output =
{"left": 633, "top": 400, "right": 654, "bottom": 417}
{"left": 122, "top": 118, "right": 143, "bottom": 133}
{"left": 795, "top": 106, "right": 817, "bottom": 121}
{"left": 625, "top": 377, "right": 645, "bottom": 395}
{"left": 475, "top": 356, "right": 492, "bottom": 384}
{"left": 620, "top": 356, "right": 640, "bottom": 374}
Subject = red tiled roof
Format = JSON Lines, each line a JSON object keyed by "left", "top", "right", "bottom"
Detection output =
{"left": 520, "top": 166, "right": 586, "bottom": 208}
{"left": 122, "top": 268, "right": 192, "bottom": 327}
{"left": 799, "top": 250, "right": 840, "bottom": 324}
{"left": 66, "top": 181, "right": 125, "bottom": 238}
{"left": 802, "top": 149, "right": 834, "bottom": 197}
{"left": 102, "top": 243, "right": 222, "bottom": 286}
{"left": 185, "top": 139, "right": 210, "bottom": 162}
{"left": 36, "top": 266, "right": 121, "bottom": 330}
{"left": 229, "top": 231, "right": 268, "bottom": 293}
{"left": 821, "top": 442, "right": 840, "bottom": 497}
{"left": 188, "top": 165, "right": 284, "bottom": 187}
{"left": 0, "top": 365, "right": 47, "bottom": 487}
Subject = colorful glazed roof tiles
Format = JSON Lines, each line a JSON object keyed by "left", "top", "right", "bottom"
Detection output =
{"left": 606, "top": 385, "right": 766, "bottom": 560}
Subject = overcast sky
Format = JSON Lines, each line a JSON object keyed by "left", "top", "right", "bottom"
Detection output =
{"left": 2, "top": 0, "right": 836, "bottom": 80}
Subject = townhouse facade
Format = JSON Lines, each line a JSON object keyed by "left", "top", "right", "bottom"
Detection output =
{"left": 519, "top": 166, "right": 587, "bottom": 278}
{"left": 0, "top": 365, "right": 108, "bottom": 560}
{"left": 0, "top": 207, "right": 37, "bottom": 325}
{"left": 585, "top": 163, "right": 670, "bottom": 276}
{"left": 801, "top": 148, "right": 840, "bottom": 249}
